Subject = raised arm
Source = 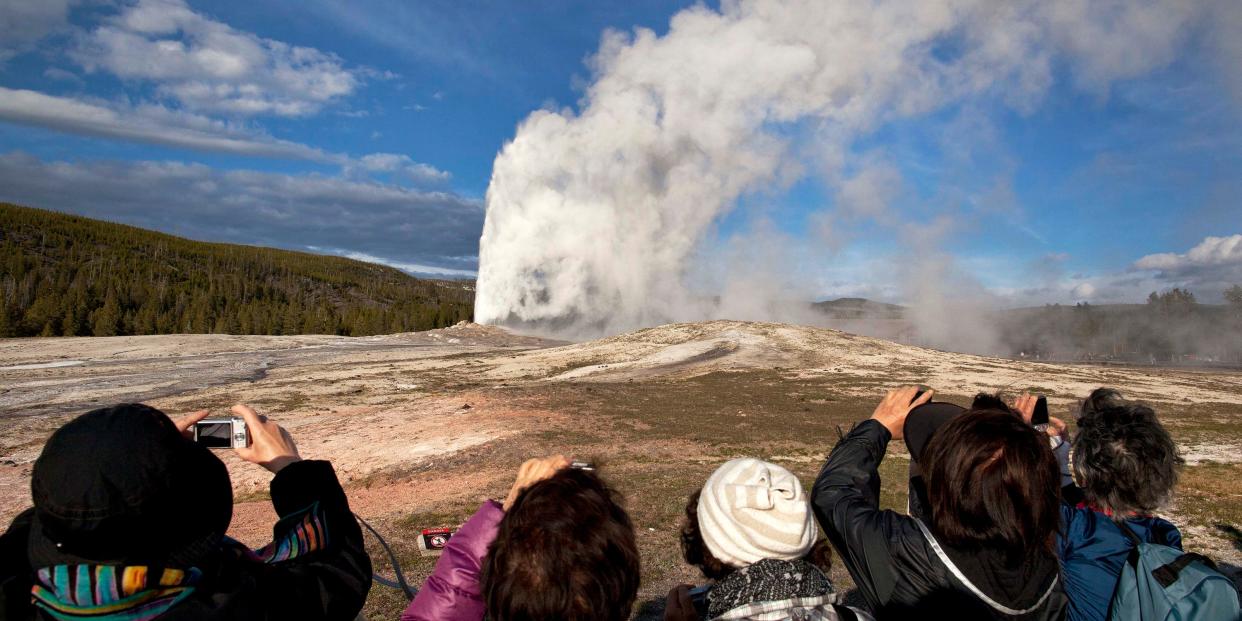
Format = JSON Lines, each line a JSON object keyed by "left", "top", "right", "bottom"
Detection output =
{"left": 255, "top": 459, "right": 372, "bottom": 619}
{"left": 401, "top": 455, "right": 571, "bottom": 621}
{"left": 811, "top": 387, "right": 930, "bottom": 613}
{"left": 232, "top": 404, "right": 372, "bottom": 620}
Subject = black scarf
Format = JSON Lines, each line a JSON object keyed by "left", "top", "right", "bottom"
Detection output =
{"left": 707, "top": 558, "right": 833, "bottom": 619}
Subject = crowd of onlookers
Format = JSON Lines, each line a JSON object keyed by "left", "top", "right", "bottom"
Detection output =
{"left": 1, "top": 385, "right": 1238, "bottom": 620}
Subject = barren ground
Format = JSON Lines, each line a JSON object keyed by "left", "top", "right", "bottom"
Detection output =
{"left": 2, "top": 320, "right": 1239, "bottom": 619}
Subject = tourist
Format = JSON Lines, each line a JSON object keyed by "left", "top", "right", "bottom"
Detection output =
{"left": 1054, "top": 389, "right": 1184, "bottom": 621}
{"left": 812, "top": 386, "right": 1066, "bottom": 619}
{"left": 401, "top": 456, "right": 640, "bottom": 621}
{"left": 664, "top": 457, "right": 869, "bottom": 620}
{"left": 0, "top": 403, "right": 370, "bottom": 620}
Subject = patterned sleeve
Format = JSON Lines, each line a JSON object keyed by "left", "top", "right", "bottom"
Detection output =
{"left": 253, "top": 460, "right": 373, "bottom": 620}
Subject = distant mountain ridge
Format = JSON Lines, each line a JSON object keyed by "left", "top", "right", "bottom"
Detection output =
{"left": 0, "top": 203, "right": 473, "bottom": 337}
{"left": 812, "top": 297, "right": 905, "bottom": 319}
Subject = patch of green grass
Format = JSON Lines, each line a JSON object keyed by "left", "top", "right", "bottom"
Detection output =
{"left": 234, "top": 489, "right": 270, "bottom": 503}
{"left": 1176, "top": 463, "right": 1242, "bottom": 528}
{"left": 1156, "top": 401, "right": 1242, "bottom": 446}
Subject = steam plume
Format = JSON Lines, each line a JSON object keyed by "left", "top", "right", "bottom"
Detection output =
{"left": 476, "top": 0, "right": 1235, "bottom": 341}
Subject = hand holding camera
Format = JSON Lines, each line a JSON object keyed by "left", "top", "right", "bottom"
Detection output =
{"left": 177, "top": 409, "right": 251, "bottom": 449}
{"left": 231, "top": 404, "right": 301, "bottom": 474}
{"left": 503, "top": 455, "right": 572, "bottom": 511}
{"left": 1013, "top": 393, "right": 1046, "bottom": 425}
{"left": 172, "top": 409, "right": 211, "bottom": 438}
{"left": 1014, "top": 393, "right": 1066, "bottom": 449}
{"left": 178, "top": 405, "right": 300, "bottom": 473}
{"left": 870, "top": 386, "right": 934, "bottom": 440}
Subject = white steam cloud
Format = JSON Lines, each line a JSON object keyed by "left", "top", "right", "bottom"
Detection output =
{"left": 476, "top": 0, "right": 1238, "bottom": 341}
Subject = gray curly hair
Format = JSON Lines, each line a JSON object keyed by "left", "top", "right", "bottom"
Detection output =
{"left": 1071, "top": 388, "right": 1182, "bottom": 517}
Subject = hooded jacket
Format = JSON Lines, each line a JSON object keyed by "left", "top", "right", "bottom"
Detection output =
{"left": 1057, "top": 500, "right": 1182, "bottom": 621}
{"left": 0, "top": 404, "right": 370, "bottom": 621}
{"left": 811, "top": 420, "right": 1067, "bottom": 620}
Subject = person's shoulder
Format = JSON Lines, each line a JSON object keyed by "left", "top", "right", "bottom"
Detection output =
{"left": 855, "top": 507, "right": 922, "bottom": 544}
{"left": 1148, "top": 514, "right": 1180, "bottom": 532}
{"left": 885, "top": 514, "right": 946, "bottom": 573}
{"left": 1060, "top": 500, "right": 1088, "bottom": 521}
{"left": 1134, "top": 514, "right": 1182, "bottom": 547}
{"left": 1059, "top": 500, "right": 1103, "bottom": 535}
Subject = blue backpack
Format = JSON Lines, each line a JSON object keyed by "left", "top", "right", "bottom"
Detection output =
{"left": 1109, "top": 522, "right": 1240, "bottom": 621}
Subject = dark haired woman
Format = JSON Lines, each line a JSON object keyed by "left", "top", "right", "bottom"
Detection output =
{"left": 402, "top": 455, "right": 641, "bottom": 621}
{"left": 664, "top": 458, "right": 870, "bottom": 621}
{"left": 1056, "top": 388, "right": 1186, "bottom": 621}
{"left": 812, "top": 386, "right": 1067, "bottom": 619}
{"left": 400, "top": 455, "right": 571, "bottom": 621}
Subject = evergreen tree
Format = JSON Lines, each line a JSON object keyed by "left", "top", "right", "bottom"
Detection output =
{"left": 91, "top": 293, "right": 122, "bottom": 337}
{"left": 1227, "top": 285, "right": 1242, "bottom": 312}
{"left": 0, "top": 202, "right": 475, "bottom": 338}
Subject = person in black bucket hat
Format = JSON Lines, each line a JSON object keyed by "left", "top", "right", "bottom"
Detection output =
{"left": 902, "top": 399, "right": 966, "bottom": 520}
{"left": 0, "top": 403, "right": 371, "bottom": 621}
{"left": 812, "top": 386, "right": 1067, "bottom": 620}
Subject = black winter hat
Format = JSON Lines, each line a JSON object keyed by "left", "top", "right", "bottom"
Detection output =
{"left": 903, "top": 401, "right": 966, "bottom": 464}
{"left": 28, "top": 404, "right": 233, "bottom": 568}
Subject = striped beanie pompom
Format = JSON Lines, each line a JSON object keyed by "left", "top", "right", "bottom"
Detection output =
{"left": 696, "top": 458, "right": 816, "bottom": 567}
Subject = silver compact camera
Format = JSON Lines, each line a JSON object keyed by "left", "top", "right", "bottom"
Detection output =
{"left": 193, "top": 417, "right": 250, "bottom": 449}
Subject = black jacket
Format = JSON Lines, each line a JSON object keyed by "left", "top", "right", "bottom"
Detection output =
{"left": 1, "top": 459, "right": 371, "bottom": 620}
{"left": 811, "top": 420, "right": 1067, "bottom": 620}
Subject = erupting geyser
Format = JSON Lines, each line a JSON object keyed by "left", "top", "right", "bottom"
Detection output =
{"left": 475, "top": 0, "right": 1237, "bottom": 339}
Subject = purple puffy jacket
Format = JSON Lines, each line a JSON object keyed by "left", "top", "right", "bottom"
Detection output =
{"left": 400, "top": 501, "right": 504, "bottom": 621}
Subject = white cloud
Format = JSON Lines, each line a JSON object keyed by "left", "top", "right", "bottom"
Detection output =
{"left": 0, "top": 88, "right": 448, "bottom": 186}
{"left": 337, "top": 251, "right": 477, "bottom": 278}
{"left": 1070, "top": 282, "right": 1096, "bottom": 299}
{"left": 42, "top": 67, "right": 83, "bottom": 84}
{"left": 833, "top": 155, "right": 903, "bottom": 223}
{"left": 0, "top": 0, "right": 77, "bottom": 63}
{"left": 70, "top": 0, "right": 359, "bottom": 117}
{"left": 1134, "top": 235, "right": 1242, "bottom": 270}
{"left": 356, "top": 153, "right": 451, "bottom": 185}
{"left": 0, "top": 151, "right": 483, "bottom": 272}
{"left": 1002, "top": 234, "right": 1242, "bottom": 306}
{"left": 0, "top": 86, "right": 327, "bottom": 159}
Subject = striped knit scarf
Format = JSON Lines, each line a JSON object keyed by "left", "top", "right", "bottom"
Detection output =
{"left": 29, "top": 501, "right": 328, "bottom": 620}
{"left": 31, "top": 565, "right": 201, "bottom": 621}
{"left": 248, "top": 500, "right": 328, "bottom": 563}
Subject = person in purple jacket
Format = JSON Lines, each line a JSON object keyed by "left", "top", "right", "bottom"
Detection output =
{"left": 401, "top": 455, "right": 640, "bottom": 621}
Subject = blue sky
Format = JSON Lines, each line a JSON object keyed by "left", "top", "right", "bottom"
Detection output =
{"left": 1, "top": 0, "right": 1239, "bottom": 304}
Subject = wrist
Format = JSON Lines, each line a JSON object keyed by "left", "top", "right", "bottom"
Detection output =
{"left": 265, "top": 454, "right": 302, "bottom": 474}
{"left": 869, "top": 415, "right": 900, "bottom": 440}
{"left": 865, "top": 417, "right": 895, "bottom": 441}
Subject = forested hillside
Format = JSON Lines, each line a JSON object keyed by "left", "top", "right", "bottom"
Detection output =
{"left": 814, "top": 289, "right": 1242, "bottom": 364}
{"left": 0, "top": 203, "right": 474, "bottom": 338}
{"left": 995, "top": 289, "right": 1242, "bottom": 364}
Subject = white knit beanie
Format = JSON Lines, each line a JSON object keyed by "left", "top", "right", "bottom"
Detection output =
{"left": 696, "top": 458, "right": 816, "bottom": 567}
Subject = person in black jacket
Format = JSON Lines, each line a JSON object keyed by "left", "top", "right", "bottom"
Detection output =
{"left": 812, "top": 386, "right": 1067, "bottom": 620}
{"left": 0, "top": 403, "right": 371, "bottom": 621}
